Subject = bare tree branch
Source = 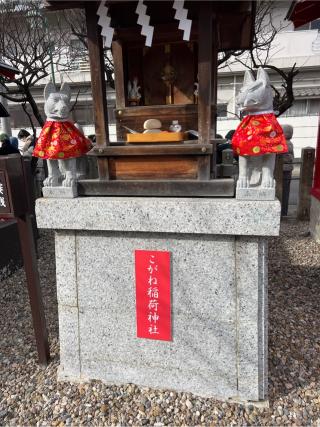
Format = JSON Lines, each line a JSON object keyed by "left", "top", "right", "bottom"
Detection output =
{"left": 62, "top": 8, "right": 115, "bottom": 88}
{"left": 22, "top": 102, "right": 37, "bottom": 138}
{"left": 0, "top": 0, "right": 81, "bottom": 127}
{"left": 70, "top": 89, "right": 81, "bottom": 112}
{"left": 218, "top": 1, "right": 299, "bottom": 116}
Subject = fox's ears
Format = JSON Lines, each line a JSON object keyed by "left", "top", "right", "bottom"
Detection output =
{"left": 243, "top": 70, "right": 255, "bottom": 87}
{"left": 257, "top": 67, "right": 270, "bottom": 86}
{"left": 243, "top": 68, "right": 270, "bottom": 87}
{"left": 44, "top": 82, "right": 56, "bottom": 101}
{"left": 60, "top": 82, "right": 71, "bottom": 101}
{"left": 44, "top": 82, "right": 71, "bottom": 101}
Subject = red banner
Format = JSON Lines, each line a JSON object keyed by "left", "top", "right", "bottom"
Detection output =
{"left": 135, "top": 250, "right": 171, "bottom": 341}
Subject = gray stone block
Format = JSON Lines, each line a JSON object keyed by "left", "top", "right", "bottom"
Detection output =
{"left": 42, "top": 184, "right": 78, "bottom": 198}
{"left": 235, "top": 237, "right": 268, "bottom": 401}
{"left": 81, "top": 358, "right": 237, "bottom": 399}
{"left": 79, "top": 307, "right": 238, "bottom": 399}
{"left": 236, "top": 238, "right": 260, "bottom": 323}
{"left": 36, "top": 196, "right": 279, "bottom": 402}
{"left": 55, "top": 231, "right": 77, "bottom": 306}
{"left": 236, "top": 187, "right": 275, "bottom": 201}
{"left": 237, "top": 321, "right": 260, "bottom": 401}
{"left": 76, "top": 232, "right": 236, "bottom": 323}
{"left": 58, "top": 305, "right": 81, "bottom": 380}
{"left": 36, "top": 197, "right": 281, "bottom": 236}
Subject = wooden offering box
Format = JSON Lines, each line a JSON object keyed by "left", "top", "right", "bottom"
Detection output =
{"left": 45, "top": 1, "right": 256, "bottom": 197}
{"left": 90, "top": 142, "right": 213, "bottom": 180}
{"left": 126, "top": 132, "right": 186, "bottom": 144}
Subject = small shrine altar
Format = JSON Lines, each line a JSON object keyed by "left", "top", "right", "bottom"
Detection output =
{"left": 36, "top": 0, "right": 281, "bottom": 403}
{"left": 45, "top": 0, "right": 257, "bottom": 197}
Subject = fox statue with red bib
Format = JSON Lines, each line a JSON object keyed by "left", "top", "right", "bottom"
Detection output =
{"left": 232, "top": 67, "right": 288, "bottom": 200}
{"left": 33, "top": 82, "right": 91, "bottom": 196}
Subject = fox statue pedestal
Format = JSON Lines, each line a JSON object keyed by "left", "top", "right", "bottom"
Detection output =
{"left": 36, "top": 196, "right": 280, "bottom": 403}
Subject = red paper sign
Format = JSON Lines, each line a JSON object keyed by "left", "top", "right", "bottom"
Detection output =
{"left": 135, "top": 250, "right": 171, "bottom": 341}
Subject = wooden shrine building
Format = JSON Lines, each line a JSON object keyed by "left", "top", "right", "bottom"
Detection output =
{"left": 45, "top": 1, "right": 256, "bottom": 197}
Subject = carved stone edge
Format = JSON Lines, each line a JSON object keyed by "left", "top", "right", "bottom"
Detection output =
{"left": 236, "top": 187, "right": 275, "bottom": 201}
{"left": 42, "top": 184, "right": 78, "bottom": 199}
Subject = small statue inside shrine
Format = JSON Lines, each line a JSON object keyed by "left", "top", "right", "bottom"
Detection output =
{"left": 128, "top": 77, "right": 142, "bottom": 106}
{"left": 194, "top": 82, "right": 199, "bottom": 103}
{"left": 33, "top": 82, "right": 91, "bottom": 192}
{"left": 232, "top": 67, "right": 288, "bottom": 199}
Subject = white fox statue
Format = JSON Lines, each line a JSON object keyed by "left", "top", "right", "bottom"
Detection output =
{"left": 33, "top": 82, "right": 91, "bottom": 192}
{"left": 231, "top": 67, "right": 288, "bottom": 199}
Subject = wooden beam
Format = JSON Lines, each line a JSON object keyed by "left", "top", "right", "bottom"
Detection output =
{"left": 88, "top": 143, "right": 213, "bottom": 157}
{"left": 109, "top": 156, "right": 199, "bottom": 180}
{"left": 197, "top": 155, "right": 211, "bottom": 180}
{"left": 297, "top": 147, "right": 316, "bottom": 220}
{"left": 78, "top": 179, "right": 235, "bottom": 197}
{"left": 112, "top": 40, "right": 126, "bottom": 109}
{"left": 198, "top": 3, "right": 213, "bottom": 145}
{"left": 17, "top": 214, "right": 50, "bottom": 365}
{"left": 115, "top": 104, "right": 197, "bottom": 117}
{"left": 85, "top": 3, "right": 109, "bottom": 146}
{"left": 210, "top": 13, "right": 219, "bottom": 178}
{"left": 211, "top": 14, "right": 218, "bottom": 139}
{"left": 85, "top": 3, "right": 110, "bottom": 179}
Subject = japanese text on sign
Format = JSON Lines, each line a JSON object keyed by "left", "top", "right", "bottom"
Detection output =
{"left": 135, "top": 250, "right": 171, "bottom": 341}
{"left": 0, "top": 181, "right": 5, "bottom": 207}
{"left": 0, "top": 171, "right": 10, "bottom": 214}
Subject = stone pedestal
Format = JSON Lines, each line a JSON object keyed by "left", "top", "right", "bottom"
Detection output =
{"left": 36, "top": 197, "right": 280, "bottom": 402}
{"left": 42, "top": 184, "right": 77, "bottom": 199}
{"left": 236, "top": 187, "right": 275, "bottom": 201}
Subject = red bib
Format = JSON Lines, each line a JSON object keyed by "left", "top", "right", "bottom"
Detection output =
{"left": 232, "top": 113, "right": 288, "bottom": 156}
{"left": 33, "top": 121, "right": 91, "bottom": 160}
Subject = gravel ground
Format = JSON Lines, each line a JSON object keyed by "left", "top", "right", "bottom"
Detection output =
{"left": 0, "top": 220, "right": 320, "bottom": 426}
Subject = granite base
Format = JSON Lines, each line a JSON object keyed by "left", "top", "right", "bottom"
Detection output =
{"left": 36, "top": 197, "right": 281, "bottom": 402}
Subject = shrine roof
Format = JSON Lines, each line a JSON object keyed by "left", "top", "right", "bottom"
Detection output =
{"left": 44, "top": 0, "right": 256, "bottom": 50}
{"left": 286, "top": 0, "right": 320, "bottom": 29}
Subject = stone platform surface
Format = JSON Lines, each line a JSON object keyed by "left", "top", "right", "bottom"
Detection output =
{"left": 36, "top": 197, "right": 280, "bottom": 236}
{"left": 36, "top": 197, "right": 281, "bottom": 402}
